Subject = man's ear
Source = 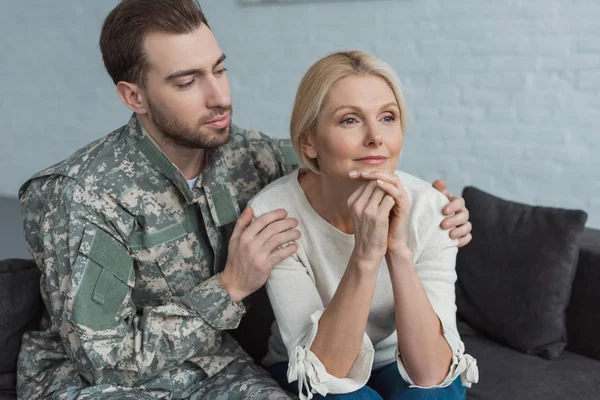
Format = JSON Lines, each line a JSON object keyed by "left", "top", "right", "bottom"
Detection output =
{"left": 301, "top": 134, "right": 318, "bottom": 160}
{"left": 116, "top": 81, "right": 147, "bottom": 114}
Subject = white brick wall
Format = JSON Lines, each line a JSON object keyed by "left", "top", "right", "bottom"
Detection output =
{"left": 204, "top": 0, "right": 600, "bottom": 228}
{"left": 1, "top": 0, "right": 599, "bottom": 228}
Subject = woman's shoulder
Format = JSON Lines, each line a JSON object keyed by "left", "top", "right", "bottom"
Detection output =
{"left": 394, "top": 170, "right": 450, "bottom": 209}
{"left": 248, "top": 170, "right": 300, "bottom": 216}
{"left": 394, "top": 170, "right": 453, "bottom": 242}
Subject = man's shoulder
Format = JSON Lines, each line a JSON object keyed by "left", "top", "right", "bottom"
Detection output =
{"left": 20, "top": 124, "right": 136, "bottom": 198}
{"left": 230, "top": 124, "right": 299, "bottom": 169}
{"left": 225, "top": 124, "right": 298, "bottom": 192}
{"left": 25, "top": 125, "right": 129, "bottom": 184}
{"left": 224, "top": 124, "right": 278, "bottom": 171}
{"left": 230, "top": 124, "right": 275, "bottom": 144}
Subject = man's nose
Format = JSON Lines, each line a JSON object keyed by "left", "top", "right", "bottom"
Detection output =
{"left": 205, "top": 77, "right": 231, "bottom": 109}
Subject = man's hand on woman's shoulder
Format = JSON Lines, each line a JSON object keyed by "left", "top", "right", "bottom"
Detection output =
{"left": 219, "top": 207, "right": 301, "bottom": 303}
{"left": 432, "top": 180, "right": 472, "bottom": 248}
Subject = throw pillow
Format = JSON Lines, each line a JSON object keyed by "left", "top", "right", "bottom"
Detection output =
{"left": 456, "top": 187, "right": 587, "bottom": 359}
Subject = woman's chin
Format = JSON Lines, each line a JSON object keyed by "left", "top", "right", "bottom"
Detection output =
{"left": 353, "top": 165, "right": 395, "bottom": 174}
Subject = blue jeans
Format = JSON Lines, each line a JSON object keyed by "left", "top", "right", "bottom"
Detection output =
{"left": 268, "top": 362, "right": 466, "bottom": 400}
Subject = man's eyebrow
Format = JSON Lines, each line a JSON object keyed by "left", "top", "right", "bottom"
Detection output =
{"left": 213, "top": 53, "right": 227, "bottom": 69}
{"left": 165, "top": 69, "right": 202, "bottom": 81}
{"left": 164, "top": 53, "right": 227, "bottom": 81}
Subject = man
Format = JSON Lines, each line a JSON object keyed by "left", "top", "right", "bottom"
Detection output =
{"left": 17, "top": 1, "right": 472, "bottom": 399}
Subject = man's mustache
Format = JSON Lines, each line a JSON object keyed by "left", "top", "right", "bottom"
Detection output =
{"left": 201, "top": 106, "right": 233, "bottom": 124}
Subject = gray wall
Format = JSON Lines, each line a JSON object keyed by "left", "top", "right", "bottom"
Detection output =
{"left": 2, "top": 0, "right": 599, "bottom": 228}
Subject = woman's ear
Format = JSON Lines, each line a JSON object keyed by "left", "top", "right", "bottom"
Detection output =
{"left": 301, "top": 134, "right": 318, "bottom": 160}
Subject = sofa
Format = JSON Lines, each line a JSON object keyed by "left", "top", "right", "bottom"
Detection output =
{"left": 1, "top": 188, "right": 599, "bottom": 400}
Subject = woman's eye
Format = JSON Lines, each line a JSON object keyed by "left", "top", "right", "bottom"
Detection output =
{"left": 342, "top": 117, "right": 358, "bottom": 125}
{"left": 177, "top": 80, "right": 194, "bottom": 89}
{"left": 382, "top": 115, "right": 395, "bottom": 122}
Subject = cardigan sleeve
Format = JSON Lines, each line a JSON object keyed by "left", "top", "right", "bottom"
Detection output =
{"left": 394, "top": 188, "right": 479, "bottom": 389}
{"left": 249, "top": 199, "right": 374, "bottom": 399}
{"left": 266, "top": 253, "right": 374, "bottom": 399}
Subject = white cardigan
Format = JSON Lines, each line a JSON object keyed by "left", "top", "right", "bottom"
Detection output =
{"left": 249, "top": 169, "right": 478, "bottom": 399}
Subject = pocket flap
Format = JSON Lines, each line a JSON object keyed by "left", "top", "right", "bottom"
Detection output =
{"left": 79, "top": 226, "right": 133, "bottom": 285}
{"left": 72, "top": 225, "right": 134, "bottom": 330}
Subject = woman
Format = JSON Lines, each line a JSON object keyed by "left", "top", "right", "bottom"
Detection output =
{"left": 249, "top": 51, "right": 478, "bottom": 400}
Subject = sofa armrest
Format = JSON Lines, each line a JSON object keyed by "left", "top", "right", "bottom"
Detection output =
{"left": 0, "top": 259, "right": 44, "bottom": 381}
{"left": 566, "top": 227, "right": 600, "bottom": 360}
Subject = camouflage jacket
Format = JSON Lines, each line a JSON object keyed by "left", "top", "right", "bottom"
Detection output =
{"left": 17, "top": 115, "right": 298, "bottom": 399}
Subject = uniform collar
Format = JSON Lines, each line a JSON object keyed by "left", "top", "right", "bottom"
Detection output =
{"left": 126, "top": 113, "right": 240, "bottom": 227}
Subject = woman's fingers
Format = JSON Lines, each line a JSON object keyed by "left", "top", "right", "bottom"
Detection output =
{"left": 348, "top": 178, "right": 373, "bottom": 209}
{"left": 366, "top": 183, "right": 387, "bottom": 213}
{"left": 375, "top": 179, "right": 404, "bottom": 202}
{"left": 380, "top": 194, "right": 396, "bottom": 214}
{"left": 351, "top": 180, "right": 379, "bottom": 212}
{"left": 351, "top": 170, "right": 401, "bottom": 188}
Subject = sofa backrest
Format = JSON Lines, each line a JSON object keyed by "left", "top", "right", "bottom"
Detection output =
{"left": 0, "top": 197, "right": 29, "bottom": 260}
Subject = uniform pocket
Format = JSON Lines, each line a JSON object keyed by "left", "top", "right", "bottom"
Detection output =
{"left": 71, "top": 226, "right": 134, "bottom": 331}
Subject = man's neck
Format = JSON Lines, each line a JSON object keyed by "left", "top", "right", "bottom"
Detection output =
{"left": 138, "top": 115, "right": 206, "bottom": 180}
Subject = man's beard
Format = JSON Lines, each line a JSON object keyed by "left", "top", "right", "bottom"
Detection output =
{"left": 146, "top": 97, "right": 232, "bottom": 150}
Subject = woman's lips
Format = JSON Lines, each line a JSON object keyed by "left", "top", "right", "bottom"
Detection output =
{"left": 355, "top": 156, "right": 388, "bottom": 164}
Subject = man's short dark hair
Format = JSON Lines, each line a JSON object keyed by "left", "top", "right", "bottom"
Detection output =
{"left": 100, "top": 0, "right": 209, "bottom": 86}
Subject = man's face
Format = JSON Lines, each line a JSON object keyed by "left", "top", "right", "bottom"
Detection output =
{"left": 142, "top": 24, "right": 232, "bottom": 149}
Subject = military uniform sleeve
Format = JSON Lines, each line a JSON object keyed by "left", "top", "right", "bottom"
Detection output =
{"left": 21, "top": 179, "right": 244, "bottom": 385}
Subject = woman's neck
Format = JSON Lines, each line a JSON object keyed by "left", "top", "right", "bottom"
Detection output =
{"left": 299, "top": 169, "right": 358, "bottom": 234}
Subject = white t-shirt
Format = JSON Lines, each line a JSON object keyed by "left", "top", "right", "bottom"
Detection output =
{"left": 249, "top": 169, "right": 478, "bottom": 398}
{"left": 187, "top": 177, "right": 199, "bottom": 189}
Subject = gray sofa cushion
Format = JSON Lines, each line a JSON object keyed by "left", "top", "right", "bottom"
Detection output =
{"left": 462, "top": 327, "right": 600, "bottom": 400}
{"left": 0, "top": 259, "right": 43, "bottom": 395}
{"left": 566, "top": 228, "right": 600, "bottom": 361}
{"left": 457, "top": 187, "right": 587, "bottom": 359}
{"left": 0, "top": 372, "right": 16, "bottom": 400}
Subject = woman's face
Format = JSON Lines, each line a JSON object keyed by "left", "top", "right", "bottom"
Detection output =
{"left": 305, "top": 74, "right": 403, "bottom": 179}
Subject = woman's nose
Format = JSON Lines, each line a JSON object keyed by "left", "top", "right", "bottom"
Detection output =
{"left": 364, "top": 124, "right": 383, "bottom": 146}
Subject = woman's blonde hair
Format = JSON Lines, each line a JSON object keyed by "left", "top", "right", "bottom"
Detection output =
{"left": 290, "top": 50, "right": 407, "bottom": 173}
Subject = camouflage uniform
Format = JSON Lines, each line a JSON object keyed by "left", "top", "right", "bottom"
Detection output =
{"left": 18, "top": 115, "right": 299, "bottom": 400}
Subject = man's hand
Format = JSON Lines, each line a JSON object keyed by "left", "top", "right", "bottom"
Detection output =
{"left": 432, "top": 180, "right": 472, "bottom": 248}
{"left": 219, "top": 207, "right": 300, "bottom": 303}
